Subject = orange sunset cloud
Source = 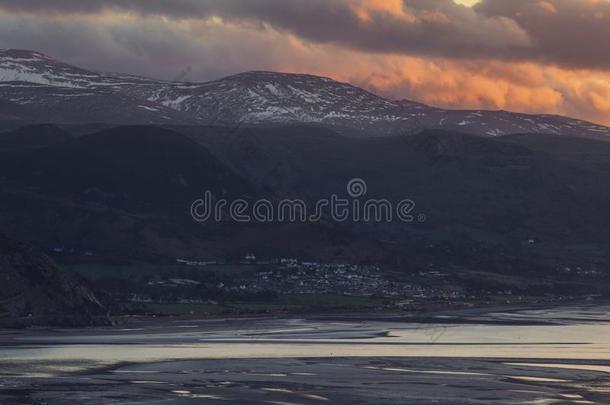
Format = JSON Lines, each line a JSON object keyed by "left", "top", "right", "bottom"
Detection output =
{"left": 0, "top": 0, "right": 608, "bottom": 125}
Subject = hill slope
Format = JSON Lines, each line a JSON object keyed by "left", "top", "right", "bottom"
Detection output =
{"left": 0, "top": 235, "right": 108, "bottom": 327}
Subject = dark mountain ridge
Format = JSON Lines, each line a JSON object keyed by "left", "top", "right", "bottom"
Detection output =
{"left": 0, "top": 125, "right": 255, "bottom": 214}
{"left": 1, "top": 124, "right": 607, "bottom": 277}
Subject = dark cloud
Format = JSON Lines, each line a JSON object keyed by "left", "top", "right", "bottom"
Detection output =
{"left": 475, "top": 0, "right": 610, "bottom": 69}
{"left": 1, "top": 0, "right": 610, "bottom": 69}
{"left": 0, "top": 0, "right": 532, "bottom": 61}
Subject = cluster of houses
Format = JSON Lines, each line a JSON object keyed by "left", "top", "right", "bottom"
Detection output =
{"left": 557, "top": 265, "right": 602, "bottom": 277}
{"left": 165, "top": 255, "right": 469, "bottom": 302}
{"left": 238, "top": 261, "right": 466, "bottom": 300}
{"left": 125, "top": 254, "right": 586, "bottom": 308}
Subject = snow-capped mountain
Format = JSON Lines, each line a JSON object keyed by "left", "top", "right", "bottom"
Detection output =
{"left": 1, "top": 49, "right": 609, "bottom": 138}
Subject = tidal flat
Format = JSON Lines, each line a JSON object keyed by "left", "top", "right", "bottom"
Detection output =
{"left": 1, "top": 305, "right": 610, "bottom": 404}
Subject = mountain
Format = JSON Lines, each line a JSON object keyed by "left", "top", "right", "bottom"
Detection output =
{"left": 0, "top": 235, "right": 108, "bottom": 327}
{"left": 1, "top": 49, "right": 609, "bottom": 138}
{"left": 0, "top": 123, "right": 72, "bottom": 150}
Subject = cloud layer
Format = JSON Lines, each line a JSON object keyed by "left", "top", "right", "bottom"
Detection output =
{"left": 0, "top": 0, "right": 609, "bottom": 125}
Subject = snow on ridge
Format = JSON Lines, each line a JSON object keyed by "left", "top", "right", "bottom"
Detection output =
{"left": 0, "top": 49, "right": 609, "bottom": 138}
{"left": 138, "top": 105, "right": 159, "bottom": 112}
{"left": 0, "top": 67, "right": 87, "bottom": 89}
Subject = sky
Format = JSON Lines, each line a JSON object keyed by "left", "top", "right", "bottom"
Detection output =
{"left": 0, "top": 0, "right": 609, "bottom": 125}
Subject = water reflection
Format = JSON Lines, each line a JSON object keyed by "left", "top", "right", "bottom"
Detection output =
{"left": 1, "top": 306, "right": 610, "bottom": 375}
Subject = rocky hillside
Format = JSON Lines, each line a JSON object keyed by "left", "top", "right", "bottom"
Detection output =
{"left": 0, "top": 235, "right": 108, "bottom": 327}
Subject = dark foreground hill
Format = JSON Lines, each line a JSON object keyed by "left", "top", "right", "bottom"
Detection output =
{"left": 181, "top": 125, "right": 610, "bottom": 282}
{"left": 185, "top": 126, "right": 610, "bottom": 244}
{"left": 0, "top": 123, "right": 73, "bottom": 150}
{"left": 0, "top": 125, "right": 260, "bottom": 259}
{"left": 0, "top": 124, "right": 609, "bottom": 292}
{"left": 0, "top": 125, "right": 254, "bottom": 213}
{"left": 0, "top": 235, "right": 108, "bottom": 327}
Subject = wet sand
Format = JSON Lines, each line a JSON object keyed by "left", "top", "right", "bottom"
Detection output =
{"left": 1, "top": 305, "right": 609, "bottom": 404}
{"left": 2, "top": 357, "right": 609, "bottom": 404}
